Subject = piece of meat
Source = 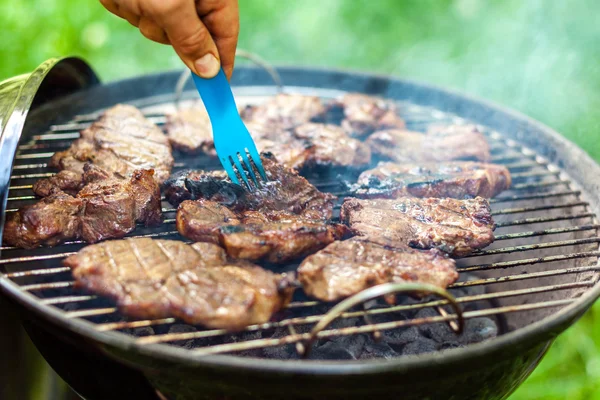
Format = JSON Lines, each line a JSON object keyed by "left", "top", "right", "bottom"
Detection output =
{"left": 246, "top": 121, "right": 315, "bottom": 170}
{"left": 164, "top": 107, "right": 215, "bottom": 154}
{"left": 50, "top": 104, "right": 173, "bottom": 183}
{"left": 163, "top": 105, "right": 371, "bottom": 172}
{"left": 64, "top": 238, "right": 296, "bottom": 330}
{"left": 298, "top": 239, "right": 457, "bottom": 302}
{"left": 77, "top": 178, "right": 137, "bottom": 243}
{"left": 291, "top": 123, "right": 371, "bottom": 169}
{"left": 354, "top": 161, "right": 511, "bottom": 199}
{"left": 216, "top": 153, "right": 337, "bottom": 220}
{"left": 366, "top": 125, "right": 490, "bottom": 163}
{"left": 77, "top": 168, "right": 162, "bottom": 243}
{"left": 241, "top": 93, "right": 327, "bottom": 129}
{"left": 176, "top": 199, "right": 240, "bottom": 244}
{"left": 162, "top": 169, "right": 230, "bottom": 206}
{"left": 329, "top": 93, "right": 406, "bottom": 138}
{"left": 340, "top": 197, "right": 495, "bottom": 257}
{"left": 32, "top": 170, "right": 84, "bottom": 197}
{"left": 2, "top": 192, "right": 83, "bottom": 248}
{"left": 165, "top": 153, "right": 336, "bottom": 220}
{"left": 176, "top": 200, "right": 347, "bottom": 263}
{"left": 249, "top": 121, "right": 371, "bottom": 170}
{"left": 219, "top": 211, "right": 348, "bottom": 263}
{"left": 3, "top": 167, "right": 161, "bottom": 248}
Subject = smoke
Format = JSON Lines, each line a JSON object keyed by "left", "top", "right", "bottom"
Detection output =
{"left": 237, "top": 0, "right": 600, "bottom": 159}
{"left": 4, "top": 0, "right": 597, "bottom": 158}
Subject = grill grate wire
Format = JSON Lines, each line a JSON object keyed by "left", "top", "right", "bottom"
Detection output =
{"left": 1, "top": 98, "right": 599, "bottom": 358}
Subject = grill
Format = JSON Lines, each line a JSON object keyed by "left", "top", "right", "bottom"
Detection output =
{"left": 1, "top": 58, "right": 600, "bottom": 400}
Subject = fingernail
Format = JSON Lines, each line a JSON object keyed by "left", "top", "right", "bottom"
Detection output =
{"left": 194, "top": 54, "right": 220, "bottom": 78}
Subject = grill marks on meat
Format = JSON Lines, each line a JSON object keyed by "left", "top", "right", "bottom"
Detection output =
{"left": 341, "top": 197, "right": 495, "bottom": 257}
{"left": 354, "top": 162, "right": 511, "bottom": 199}
{"left": 367, "top": 124, "right": 490, "bottom": 163}
{"left": 64, "top": 238, "right": 295, "bottom": 330}
{"left": 50, "top": 105, "right": 173, "bottom": 183}
{"left": 177, "top": 200, "right": 346, "bottom": 263}
{"left": 165, "top": 154, "right": 336, "bottom": 220}
{"left": 298, "top": 239, "right": 457, "bottom": 302}
{"left": 3, "top": 166, "right": 161, "bottom": 248}
{"left": 241, "top": 93, "right": 327, "bottom": 129}
{"left": 329, "top": 93, "right": 406, "bottom": 138}
{"left": 164, "top": 108, "right": 214, "bottom": 154}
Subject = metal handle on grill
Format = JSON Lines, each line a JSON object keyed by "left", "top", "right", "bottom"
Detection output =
{"left": 302, "top": 283, "right": 464, "bottom": 358}
{"left": 174, "top": 49, "right": 284, "bottom": 109}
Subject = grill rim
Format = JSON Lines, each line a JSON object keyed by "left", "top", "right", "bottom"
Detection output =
{"left": 1, "top": 65, "right": 599, "bottom": 375}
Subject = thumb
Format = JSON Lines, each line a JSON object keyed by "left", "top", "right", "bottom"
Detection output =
{"left": 151, "top": 1, "right": 220, "bottom": 78}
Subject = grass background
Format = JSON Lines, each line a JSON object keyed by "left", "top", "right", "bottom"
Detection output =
{"left": 2, "top": 0, "right": 600, "bottom": 398}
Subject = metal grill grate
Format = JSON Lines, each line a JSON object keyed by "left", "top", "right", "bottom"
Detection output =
{"left": 1, "top": 92, "right": 599, "bottom": 359}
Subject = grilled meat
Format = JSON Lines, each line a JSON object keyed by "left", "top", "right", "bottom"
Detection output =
{"left": 164, "top": 153, "right": 336, "bottom": 220}
{"left": 176, "top": 200, "right": 239, "bottom": 244}
{"left": 77, "top": 168, "right": 162, "bottom": 242}
{"left": 298, "top": 239, "right": 457, "bottom": 302}
{"left": 3, "top": 166, "right": 161, "bottom": 248}
{"left": 354, "top": 161, "right": 511, "bottom": 199}
{"left": 3, "top": 192, "right": 83, "bottom": 248}
{"left": 171, "top": 154, "right": 345, "bottom": 262}
{"left": 32, "top": 170, "right": 84, "bottom": 197}
{"left": 164, "top": 107, "right": 214, "bottom": 154}
{"left": 163, "top": 102, "right": 371, "bottom": 171}
{"left": 177, "top": 200, "right": 347, "bottom": 263}
{"left": 427, "top": 123, "right": 483, "bottom": 137}
{"left": 246, "top": 121, "right": 315, "bottom": 170}
{"left": 241, "top": 93, "right": 327, "bottom": 129}
{"left": 329, "top": 93, "right": 406, "bottom": 138}
{"left": 162, "top": 169, "right": 230, "bottom": 207}
{"left": 248, "top": 122, "right": 371, "bottom": 170}
{"left": 340, "top": 197, "right": 495, "bottom": 257}
{"left": 292, "top": 123, "right": 371, "bottom": 169}
{"left": 366, "top": 125, "right": 490, "bottom": 163}
{"left": 64, "top": 238, "right": 296, "bottom": 330}
{"left": 50, "top": 104, "right": 174, "bottom": 183}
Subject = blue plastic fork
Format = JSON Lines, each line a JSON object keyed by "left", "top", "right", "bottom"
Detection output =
{"left": 191, "top": 68, "right": 267, "bottom": 189}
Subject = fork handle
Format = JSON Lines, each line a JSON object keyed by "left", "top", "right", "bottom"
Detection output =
{"left": 191, "top": 68, "right": 238, "bottom": 123}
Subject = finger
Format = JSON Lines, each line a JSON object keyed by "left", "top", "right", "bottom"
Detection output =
{"left": 100, "top": 0, "right": 140, "bottom": 27}
{"left": 197, "top": 0, "right": 239, "bottom": 80}
{"left": 147, "top": 1, "right": 220, "bottom": 78}
{"left": 138, "top": 17, "right": 170, "bottom": 45}
{"left": 99, "top": 0, "right": 120, "bottom": 16}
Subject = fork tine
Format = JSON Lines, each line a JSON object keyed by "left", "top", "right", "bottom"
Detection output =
{"left": 220, "top": 156, "right": 240, "bottom": 185}
{"left": 240, "top": 151, "right": 260, "bottom": 187}
{"left": 232, "top": 155, "right": 251, "bottom": 190}
{"left": 191, "top": 67, "right": 269, "bottom": 189}
{"left": 246, "top": 145, "right": 268, "bottom": 181}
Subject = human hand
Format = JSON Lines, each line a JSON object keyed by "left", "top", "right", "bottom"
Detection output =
{"left": 99, "top": 0, "right": 239, "bottom": 79}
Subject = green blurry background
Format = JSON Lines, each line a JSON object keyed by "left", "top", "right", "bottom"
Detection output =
{"left": 2, "top": 0, "right": 600, "bottom": 399}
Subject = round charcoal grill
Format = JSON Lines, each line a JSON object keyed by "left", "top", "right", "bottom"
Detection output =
{"left": 1, "top": 57, "right": 600, "bottom": 400}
